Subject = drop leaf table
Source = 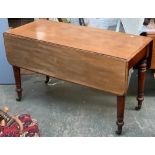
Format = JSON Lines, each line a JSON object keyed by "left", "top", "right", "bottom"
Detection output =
{"left": 3, "top": 19, "right": 152, "bottom": 134}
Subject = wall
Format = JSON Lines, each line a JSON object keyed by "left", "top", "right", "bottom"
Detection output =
{"left": 0, "top": 18, "right": 15, "bottom": 84}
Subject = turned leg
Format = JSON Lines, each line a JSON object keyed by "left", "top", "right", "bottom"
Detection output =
{"left": 45, "top": 75, "right": 50, "bottom": 84}
{"left": 13, "top": 65, "right": 22, "bottom": 101}
{"left": 135, "top": 59, "right": 147, "bottom": 110}
{"left": 116, "top": 95, "right": 125, "bottom": 135}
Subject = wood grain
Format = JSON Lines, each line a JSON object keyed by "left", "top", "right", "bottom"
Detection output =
{"left": 4, "top": 33, "right": 128, "bottom": 95}
{"left": 3, "top": 20, "right": 152, "bottom": 95}
{"left": 147, "top": 34, "right": 155, "bottom": 69}
{"left": 6, "top": 19, "right": 152, "bottom": 61}
{"left": 136, "top": 59, "right": 147, "bottom": 110}
{"left": 116, "top": 95, "right": 125, "bottom": 134}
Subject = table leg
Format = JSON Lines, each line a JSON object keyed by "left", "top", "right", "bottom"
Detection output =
{"left": 135, "top": 59, "right": 147, "bottom": 110}
{"left": 13, "top": 65, "right": 22, "bottom": 101}
{"left": 116, "top": 95, "right": 125, "bottom": 135}
{"left": 45, "top": 75, "right": 50, "bottom": 84}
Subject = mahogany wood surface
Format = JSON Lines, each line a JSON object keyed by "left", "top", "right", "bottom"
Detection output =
{"left": 4, "top": 33, "right": 128, "bottom": 95}
{"left": 5, "top": 19, "right": 151, "bottom": 60}
{"left": 116, "top": 95, "right": 125, "bottom": 134}
{"left": 146, "top": 34, "right": 155, "bottom": 69}
{"left": 12, "top": 66, "right": 22, "bottom": 101}
{"left": 136, "top": 59, "right": 147, "bottom": 110}
{"left": 4, "top": 20, "right": 152, "bottom": 95}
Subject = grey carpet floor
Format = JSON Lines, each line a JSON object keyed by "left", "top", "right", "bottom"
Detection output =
{"left": 0, "top": 69, "right": 155, "bottom": 137}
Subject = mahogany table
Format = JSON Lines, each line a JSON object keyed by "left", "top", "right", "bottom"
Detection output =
{"left": 3, "top": 19, "right": 152, "bottom": 134}
{"left": 141, "top": 27, "right": 155, "bottom": 78}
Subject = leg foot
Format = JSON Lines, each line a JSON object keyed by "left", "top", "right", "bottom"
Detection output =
{"left": 135, "top": 106, "right": 141, "bottom": 111}
{"left": 16, "top": 97, "right": 21, "bottom": 101}
{"left": 116, "top": 122, "right": 124, "bottom": 135}
{"left": 135, "top": 100, "right": 142, "bottom": 110}
{"left": 13, "top": 66, "right": 22, "bottom": 101}
{"left": 136, "top": 59, "right": 147, "bottom": 110}
{"left": 116, "top": 95, "right": 125, "bottom": 135}
{"left": 16, "top": 88, "right": 22, "bottom": 101}
{"left": 45, "top": 76, "right": 50, "bottom": 84}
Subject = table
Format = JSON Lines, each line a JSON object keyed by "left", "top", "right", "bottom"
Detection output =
{"left": 3, "top": 19, "right": 152, "bottom": 134}
{"left": 147, "top": 32, "right": 155, "bottom": 70}
{"left": 141, "top": 26, "right": 155, "bottom": 70}
{"left": 140, "top": 25, "right": 155, "bottom": 78}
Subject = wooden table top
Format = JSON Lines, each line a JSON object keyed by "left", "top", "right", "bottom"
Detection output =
{"left": 7, "top": 19, "right": 152, "bottom": 61}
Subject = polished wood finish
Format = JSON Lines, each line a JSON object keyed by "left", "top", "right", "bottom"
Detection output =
{"left": 4, "top": 32, "right": 129, "bottom": 95}
{"left": 4, "top": 20, "right": 152, "bottom": 95}
{"left": 116, "top": 95, "right": 125, "bottom": 134}
{"left": 3, "top": 20, "right": 152, "bottom": 134}
{"left": 8, "top": 18, "right": 35, "bottom": 75}
{"left": 4, "top": 20, "right": 151, "bottom": 60}
{"left": 141, "top": 28, "right": 155, "bottom": 74}
{"left": 135, "top": 59, "right": 147, "bottom": 110}
{"left": 146, "top": 34, "right": 155, "bottom": 69}
{"left": 44, "top": 18, "right": 68, "bottom": 83}
{"left": 12, "top": 66, "right": 22, "bottom": 101}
